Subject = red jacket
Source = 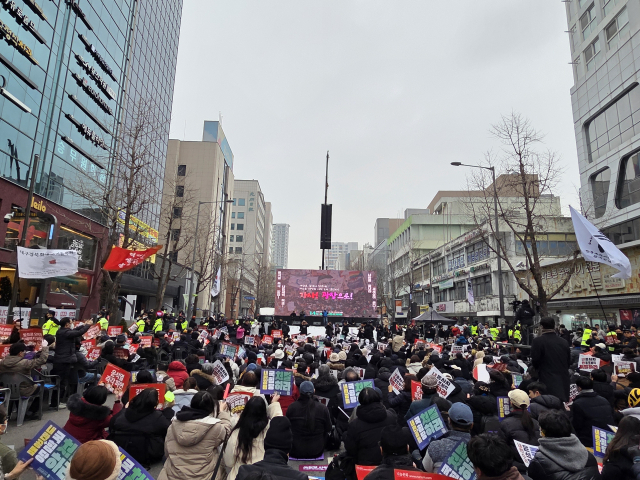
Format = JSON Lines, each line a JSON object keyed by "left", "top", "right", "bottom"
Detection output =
{"left": 64, "top": 394, "right": 122, "bottom": 444}
{"left": 167, "top": 361, "right": 189, "bottom": 389}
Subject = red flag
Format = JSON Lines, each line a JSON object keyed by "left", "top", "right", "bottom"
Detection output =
{"left": 103, "top": 245, "right": 162, "bottom": 272}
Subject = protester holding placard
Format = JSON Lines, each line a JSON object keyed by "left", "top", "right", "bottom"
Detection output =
{"left": 601, "top": 416, "right": 640, "bottom": 480}
{"left": 528, "top": 410, "right": 599, "bottom": 480}
{"left": 387, "top": 374, "right": 415, "bottom": 425}
{"left": 53, "top": 318, "right": 94, "bottom": 404}
{"left": 0, "top": 340, "right": 49, "bottom": 403}
{"left": 312, "top": 364, "right": 341, "bottom": 424}
{"left": 221, "top": 394, "right": 283, "bottom": 480}
{"left": 344, "top": 387, "right": 397, "bottom": 469}
{"left": 498, "top": 390, "right": 539, "bottom": 473}
{"left": 190, "top": 363, "right": 217, "bottom": 391}
{"left": 423, "top": 403, "right": 474, "bottom": 472}
{"left": 159, "top": 391, "right": 232, "bottom": 480}
{"left": 572, "top": 375, "right": 615, "bottom": 447}
{"left": 525, "top": 382, "right": 563, "bottom": 420}
{"left": 64, "top": 386, "right": 123, "bottom": 444}
{"left": 286, "top": 381, "right": 332, "bottom": 460}
{"left": 109, "top": 388, "right": 172, "bottom": 469}
{"left": 467, "top": 434, "right": 525, "bottom": 480}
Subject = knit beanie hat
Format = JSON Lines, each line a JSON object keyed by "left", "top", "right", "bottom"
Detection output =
{"left": 329, "top": 353, "right": 339, "bottom": 363}
{"left": 66, "top": 440, "right": 121, "bottom": 480}
{"left": 338, "top": 351, "right": 347, "bottom": 361}
{"left": 264, "top": 416, "right": 293, "bottom": 453}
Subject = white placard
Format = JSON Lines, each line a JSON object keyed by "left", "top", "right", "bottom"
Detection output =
{"left": 17, "top": 247, "right": 78, "bottom": 278}
{"left": 211, "top": 360, "right": 230, "bottom": 384}
{"left": 514, "top": 440, "right": 539, "bottom": 467}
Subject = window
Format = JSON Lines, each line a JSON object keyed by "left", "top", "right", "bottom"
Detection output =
{"left": 236, "top": 224, "right": 244, "bottom": 231}
{"left": 229, "top": 235, "right": 234, "bottom": 242}
{"left": 433, "top": 258, "right": 446, "bottom": 276}
{"left": 467, "top": 241, "right": 489, "bottom": 264}
{"left": 175, "top": 185, "right": 184, "bottom": 197}
{"left": 586, "top": 85, "right": 640, "bottom": 163}
{"left": 448, "top": 250, "right": 465, "bottom": 271}
{"left": 237, "top": 212, "right": 245, "bottom": 219}
{"left": 235, "top": 235, "right": 243, "bottom": 242}
{"left": 232, "top": 198, "right": 236, "bottom": 206}
{"left": 433, "top": 287, "right": 446, "bottom": 303}
{"left": 231, "top": 212, "right": 235, "bottom": 219}
{"left": 472, "top": 275, "right": 492, "bottom": 298}
{"left": 231, "top": 223, "right": 235, "bottom": 230}
{"left": 169, "top": 251, "right": 179, "bottom": 263}
{"left": 580, "top": 4, "right": 596, "bottom": 40}
{"left": 3, "top": 212, "right": 53, "bottom": 251}
{"left": 229, "top": 247, "right": 233, "bottom": 254}
{"left": 579, "top": 0, "right": 590, "bottom": 8}
{"left": 454, "top": 281, "right": 466, "bottom": 301}
{"left": 235, "top": 247, "right": 242, "bottom": 254}
{"left": 238, "top": 198, "right": 246, "bottom": 206}
{"left": 57, "top": 226, "right": 97, "bottom": 271}
{"left": 606, "top": 7, "right": 629, "bottom": 47}
{"left": 591, "top": 168, "right": 611, "bottom": 218}
{"left": 515, "top": 234, "right": 577, "bottom": 256}
{"left": 173, "top": 207, "right": 182, "bottom": 218}
{"left": 603, "top": 0, "right": 617, "bottom": 16}
{"left": 584, "top": 37, "right": 600, "bottom": 71}
{"left": 171, "top": 229, "right": 181, "bottom": 241}
{"left": 617, "top": 152, "right": 640, "bottom": 209}
{"left": 177, "top": 165, "right": 186, "bottom": 176}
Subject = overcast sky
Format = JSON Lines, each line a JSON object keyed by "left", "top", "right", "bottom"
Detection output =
{"left": 169, "top": 1, "right": 579, "bottom": 270}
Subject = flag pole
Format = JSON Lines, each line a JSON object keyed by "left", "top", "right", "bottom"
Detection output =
{"left": 586, "top": 262, "right": 610, "bottom": 328}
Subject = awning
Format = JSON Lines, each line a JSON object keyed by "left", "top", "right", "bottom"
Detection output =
{"left": 413, "top": 311, "right": 457, "bottom": 323}
{"left": 548, "top": 294, "right": 640, "bottom": 309}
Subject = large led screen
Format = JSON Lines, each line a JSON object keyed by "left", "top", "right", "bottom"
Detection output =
{"left": 275, "top": 269, "right": 377, "bottom": 318}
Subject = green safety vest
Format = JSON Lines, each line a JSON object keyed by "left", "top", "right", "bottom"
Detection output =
{"left": 98, "top": 317, "right": 109, "bottom": 331}
{"left": 43, "top": 319, "right": 59, "bottom": 336}
{"left": 136, "top": 320, "right": 146, "bottom": 332}
{"left": 471, "top": 326, "right": 478, "bottom": 336}
{"left": 153, "top": 318, "right": 163, "bottom": 333}
{"left": 490, "top": 328, "right": 499, "bottom": 340}
{"left": 582, "top": 328, "right": 592, "bottom": 346}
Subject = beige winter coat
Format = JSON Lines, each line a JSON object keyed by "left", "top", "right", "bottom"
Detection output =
{"left": 221, "top": 402, "right": 282, "bottom": 480}
{"left": 158, "top": 410, "right": 232, "bottom": 480}
{"left": 392, "top": 334, "right": 405, "bottom": 353}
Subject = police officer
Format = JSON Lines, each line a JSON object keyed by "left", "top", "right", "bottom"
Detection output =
{"left": 97, "top": 308, "right": 109, "bottom": 331}
{"left": 180, "top": 315, "right": 188, "bottom": 332}
{"left": 470, "top": 323, "right": 478, "bottom": 337}
{"left": 582, "top": 324, "right": 593, "bottom": 347}
{"left": 136, "top": 315, "right": 146, "bottom": 333}
{"left": 42, "top": 310, "right": 60, "bottom": 336}
{"left": 513, "top": 325, "right": 522, "bottom": 343}
{"left": 153, "top": 314, "right": 163, "bottom": 334}
{"left": 490, "top": 325, "right": 500, "bottom": 341}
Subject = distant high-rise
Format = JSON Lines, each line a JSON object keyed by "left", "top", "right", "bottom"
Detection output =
{"left": 324, "top": 242, "right": 358, "bottom": 270}
{"left": 271, "top": 224, "right": 290, "bottom": 269}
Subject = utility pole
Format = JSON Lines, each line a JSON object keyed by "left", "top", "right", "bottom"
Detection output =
{"left": 321, "top": 151, "right": 329, "bottom": 270}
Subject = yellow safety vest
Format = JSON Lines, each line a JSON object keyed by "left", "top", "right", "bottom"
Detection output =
{"left": 490, "top": 328, "right": 499, "bottom": 340}
{"left": 43, "top": 319, "right": 59, "bottom": 336}
{"left": 582, "top": 328, "right": 592, "bottom": 346}
{"left": 136, "top": 320, "right": 146, "bottom": 332}
{"left": 514, "top": 329, "right": 522, "bottom": 342}
{"left": 471, "top": 326, "right": 478, "bottom": 336}
{"left": 153, "top": 318, "right": 163, "bottom": 333}
{"left": 181, "top": 320, "right": 188, "bottom": 331}
{"left": 98, "top": 317, "right": 109, "bottom": 331}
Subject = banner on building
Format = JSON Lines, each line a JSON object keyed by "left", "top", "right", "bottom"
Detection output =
{"left": 103, "top": 245, "right": 162, "bottom": 272}
{"left": 17, "top": 247, "right": 78, "bottom": 279}
{"left": 211, "top": 266, "right": 221, "bottom": 297}
{"left": 467, "top": 278, "right": 474, "bottom": 306}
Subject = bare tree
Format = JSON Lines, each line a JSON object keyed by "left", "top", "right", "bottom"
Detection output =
{"left": 191, "top": 213, "right": 225, "bottom": 316}
{"left": 255, "top": 261, "right": 275, "bottom": 312}
{"left": 463, "top": 113, "right": 578, "bottom": 316}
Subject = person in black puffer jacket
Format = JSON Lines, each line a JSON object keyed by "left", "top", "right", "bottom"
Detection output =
{"left": 526, "top": 382, "right": 564, "bottom": 420}
{"left": 344, "top": 388, "right": 397, "bottom": 467}
{"left": 374, "top": 367, "right": 392, "bottom": 408}
{"left": 313, "top": 365, "right": 341, "bottom": 424}
{"left": 592, "top": 368, "right": 615, "bottom": 406}
{"left": 572, "top": 375, "right": 615, "bottom": 447}
{"left": 286, "top": 381, "right": 332, "bottom": 460}
{"left": 363, "top": 424, "right": 419, "bottom": 480}
{"left": 387, "top": 374, "right": 415, "bottom": 426}
{"left": 529, "top": 410, "right": 600, "bottom": 480}
{"left": 498, "top": 390, "right": 540, "bottom": 473}
{"left": 601, "top": 416, "right": 640, "bottom": 480}
{"left": 109, "top": 388, "right": 172, "bottom": 469}
{"left": 465, "top": 382, "right": 498, "bottom": 436}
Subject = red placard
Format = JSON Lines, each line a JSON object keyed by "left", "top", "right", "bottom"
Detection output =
{"left": 103, "top": 245, "right": 162, "bottom": 272}
{"left": 226, "top": 392, "right": 253, "bottom": 414}
{"left": 356, "top": 465, "right": 376, "bottom": 480}
{"left": 129, "top": 383, "right": 166, "bottom": 408}
{"left": 411, "top": 380, "right": 423, "bottom": 401}
{"left": 140, "top": 336, "right": 152, "bottom": 348}
{"left": 272, "top": 330, "right": 283, "bottom": 339}
{"left": 261, "top": 335, "right": 273, "bottom": 345}
{"left": 113, "top": 348, "right": 129, "bottom": 360}
{"left": 108, "top": 326, "right": 123, "bottom": 337}
{"left": 0, "top": 345, "right": 11, "bottom": 359}
{"left": 20, "top": 329, "right": 43, "bottom": 350}
{"left": 393, "top": 471, "right": 452, "bottom": 480}
{"left": 81, "top": 338, "right": 96, "bottom": 349}
{"left": 86, "top": 347, "right": 101, "bottom": 361}
{"left": 83, "top": 324, "right": 101, "bottom": 340}
{"left": 98, "top": 363, "right": 131, "bottom": 395}
{"left": 0, "top": 325, "right": 14, "bottom": 340}
{"left": 128, "top": 343, "right": 140, "bottom": 354}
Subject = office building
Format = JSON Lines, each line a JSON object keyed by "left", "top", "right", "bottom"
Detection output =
{"left": 163, "top": 121, "right": 235, "bottom": 316}
{"left": 227, "top": 179, "right": 272, "bottom": 317}
{"left": 375, "top": 218, "right": 404, "bottom": 247}
{"left": 0, "top": 0, "right": 183, "bottom": 318}
{"left": 271, "top": 223, "right": 290, "bottom": 270}
{"left": 324, "top": 241, "right": 358, "bottom": 270}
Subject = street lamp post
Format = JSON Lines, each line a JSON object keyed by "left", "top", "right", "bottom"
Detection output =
{"left": 187, "top": 199, "right": 233, "bottom": 321}
{"left": 450, "top": 162, "right": 505, "bottom": 321}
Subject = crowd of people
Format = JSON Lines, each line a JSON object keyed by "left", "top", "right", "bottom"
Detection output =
{"left": 5, "top": 312, "right": 640, "bottom": 480}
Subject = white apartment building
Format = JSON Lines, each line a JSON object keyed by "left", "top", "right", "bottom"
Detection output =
{"left": 324, "top": 242, "right": 358, "bottom": 270}
{"left": 271, "top": 223, "right": 290, "bottom": 270}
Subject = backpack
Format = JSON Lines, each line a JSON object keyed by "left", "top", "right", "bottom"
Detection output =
{"left": 325, "top": 424, "right": 341, "bottom": 451}
{"left": 480, "top": 414, "right": 501, "bottom": 434}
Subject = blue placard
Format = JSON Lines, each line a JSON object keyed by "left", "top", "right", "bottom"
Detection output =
{"left": 438, "top": 440, "right": 477, "bottom": 480}
{"left": 406, "top": 404, "right": 448, "bottom": 450}
{"left": 497, "top": 396, "right": 511, "bottom": 421}
{"left": 340, "top": 379, "right": 374, "bottom": 409}
{"left": 260, "top": 369, "right": 294, "bottom": 395}
{"left": 592, "top": 426, "right": 615, "bottom": 457}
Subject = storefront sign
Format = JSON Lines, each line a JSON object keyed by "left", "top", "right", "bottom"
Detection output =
{"left": 116, "top": 210, "right": 159, "bottom": 243}
{"left": 69, "top": 1, "right": 92, "bottom": 30}
{"left": 65, "top": 113, "right": 108, "bottom": 150}
{"left": 438, "top": 278, "right": 454, "bottom": 290}
{"left": 604, "top": 276, "right": 625, "bottom": 290}
{"left": 22, "top": 0, "right": 45, "bottom": 20}
{"left": 71, "top": 72, "right": 113, "bottom": 115}
{"left": 434, "top": 301, "right": 454, "bottom": 313}
{"left": 0, "top": 0, "right": 45, "bottom": 43}
{"left": 0, "top": 19, "right": 37, "bottom": 64}
{"left": 75, "top": 54, "right": 115, "bottom": 99}
{"left": 78, "top": 34, "right": 116, "bottom": 81}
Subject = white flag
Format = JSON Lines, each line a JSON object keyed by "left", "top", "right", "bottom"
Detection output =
{"left": 17, "top": 247, "right": 78, "bottom": 278}
{"left": 211, "top": 266, "right": 221, "bottom": 297}
{"left": 570, "top": 206, "right": 631, "bottom": 279}
{"left": 467, "top": 278, "right": 474, "bottom": 305}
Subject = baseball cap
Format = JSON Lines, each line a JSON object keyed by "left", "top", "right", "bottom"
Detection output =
{"left": 448, "top": 403, "right": 473, "bottom": 426}
{"left": 508, "top": 389, "right": 530, "bottom": 408}
{"left": 595, "top": 343, "right": 606, "bottom": 349}
{"left": 300, "top": 381, "right": 314, "bottom": 395}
